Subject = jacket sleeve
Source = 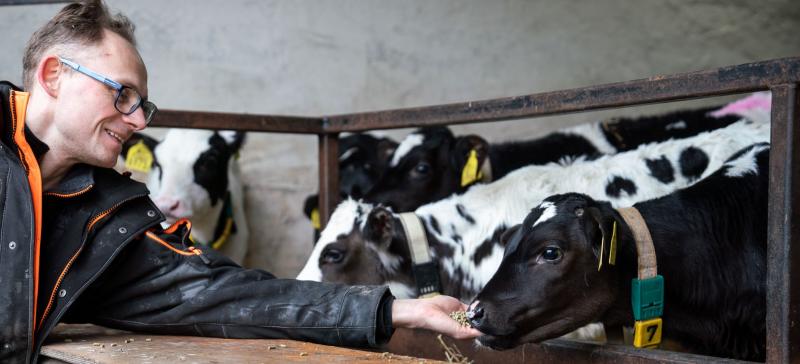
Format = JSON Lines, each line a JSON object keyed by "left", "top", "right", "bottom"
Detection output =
{"left": 67, "top": 220, "right": 395, "bottom": 348}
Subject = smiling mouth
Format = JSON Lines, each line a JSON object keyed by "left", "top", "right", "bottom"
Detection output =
{"left": 106, "top": 129, "right": 124, "bottom": 144}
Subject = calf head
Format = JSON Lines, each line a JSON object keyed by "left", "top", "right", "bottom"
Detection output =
{"left": 123, "top": 129, "right": 245, "bottom": 224}
{"left": 296, "top": 199, "right": 418, "bottom": 297}
{"left": 303, "top": 133, "right": 397, "bottom": 230}
{"left": 365, "top": 126, "right": 489, "bottom": 212}
{"left": 470, "top": 193, "right": 622, "bottom": 350}
{"left": 337, "top": 133, "right": 398, "bottom": 198}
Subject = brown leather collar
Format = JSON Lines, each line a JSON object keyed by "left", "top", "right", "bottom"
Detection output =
{"left": 616, "top": 207, "right": 658, "bottom": 279}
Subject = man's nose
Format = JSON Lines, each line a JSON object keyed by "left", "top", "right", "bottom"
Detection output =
{"left": 123, "top": 107, "right": 148, "bottom": 131}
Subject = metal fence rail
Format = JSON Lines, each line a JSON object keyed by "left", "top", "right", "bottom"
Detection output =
{"left": 151, "top": 57, "right": 799, "bottom": 363}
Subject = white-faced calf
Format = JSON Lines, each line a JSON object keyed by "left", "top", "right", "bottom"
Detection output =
{"left": 469, "top": 143, "right": 770, "bottom": 361}
{"left": 121, "top": 129, "right": 248, "bottom": 265}
{"left": 364, "top": 93, "right": 770, "bottom": 212}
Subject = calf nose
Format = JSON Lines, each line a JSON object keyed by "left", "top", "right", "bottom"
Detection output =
{"left": 467, "top": 303, "right": 485, "bottom": 328}
{"left": 155, "top": 197, "right": 181, "bottom": 213}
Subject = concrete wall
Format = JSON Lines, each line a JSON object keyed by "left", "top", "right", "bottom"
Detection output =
{"left": 2, "top": 0, "right": 798, "bottom": 277}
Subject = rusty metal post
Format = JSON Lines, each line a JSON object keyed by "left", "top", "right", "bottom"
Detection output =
{"left": 767, "top": 84, "right": 800, "bottom": 364}
{"left": 318, "top": 132, "right": 340, "bottom": 229}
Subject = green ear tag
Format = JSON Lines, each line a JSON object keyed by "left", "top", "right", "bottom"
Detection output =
{"left": 125, "top": 140, "right": 153, "bottom": 173}
{"left": 631, "top": 275, "right": 664, "bottom": 321}
{"left": 460, "top": 149, "right": 482, "bottom": 187}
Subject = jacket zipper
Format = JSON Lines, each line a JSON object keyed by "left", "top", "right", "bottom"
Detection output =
{"left": 45, "top": 184, "right": 94, "bottom": 199}
{"left": 145, "top": 222, "right": 211, "bottom": 265}
{"left": 8, "top": 92, "right": 28, "bottom": 172}
{"left": 10, "top": 91, "right": 38, "bottom": 361}
{"left": 37, "top": 193, "right": 147, "bottom": 330}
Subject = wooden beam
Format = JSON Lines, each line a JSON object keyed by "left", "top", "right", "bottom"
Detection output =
{"left": 324, "top": 57, "right": 800, "bottom": 132}
{"left": 152, "top": 109, "right": 324, "bottom": 134}
{"left": 766, "top": 84, "right": 800, "bottom": 364}
{"left": 317, "top": 133, "right": 339, "bottom": 229}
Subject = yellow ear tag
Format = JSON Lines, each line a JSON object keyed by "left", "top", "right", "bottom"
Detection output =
{"left": 597, "top": 224, "right": 605, "bottom": 271}
{"left": 310, "top": 208, "right": 321, "bottom": 230}
{"left": 609, "top": 221, "right": 617, "bottom": 265}
{"left": 460, "top": 149, "right": 483, "bottom": 187}
{"left": 125, "top": 140, "right": 154, "bottom": 173}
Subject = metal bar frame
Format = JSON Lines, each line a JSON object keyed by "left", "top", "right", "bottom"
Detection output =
{"left": 0, "top": 0, "right": 70, "bottom": 5}
{"left": 150, "top": 57, "right": 799, "bottom": 363}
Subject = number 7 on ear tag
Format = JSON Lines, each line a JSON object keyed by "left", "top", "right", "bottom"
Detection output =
{"left": 633, "top": 318, "right": 662, "bottom": 348}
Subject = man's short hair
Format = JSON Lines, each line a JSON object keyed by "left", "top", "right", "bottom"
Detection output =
{"left": 22, "top": 0, "right": 137, "bottom": 90}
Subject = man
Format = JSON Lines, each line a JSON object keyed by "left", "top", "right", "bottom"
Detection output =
{"left": 0, "top": 1, "right": 481, "bottom": 362}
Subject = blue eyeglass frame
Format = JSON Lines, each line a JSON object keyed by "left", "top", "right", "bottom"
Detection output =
{"left": 57, "top": 56, "right": 157, "bottom": 124}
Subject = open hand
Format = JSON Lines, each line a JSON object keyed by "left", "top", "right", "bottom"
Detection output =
{"left": 391, "top": 295, "right": 483, "bottom": 340}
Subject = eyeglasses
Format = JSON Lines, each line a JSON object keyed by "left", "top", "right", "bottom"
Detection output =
{"left": 58, "top": 56, "right": 158, "bottom": 125}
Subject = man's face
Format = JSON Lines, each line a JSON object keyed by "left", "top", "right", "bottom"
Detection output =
{"left": 51, "top": 29, "right": 148, "bottom": 168}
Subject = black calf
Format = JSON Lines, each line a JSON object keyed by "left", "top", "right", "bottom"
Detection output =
{"left": 303, "top": 133, "right": 397, "bottom": 241}
{"left": 365, "top": 105, "right": 742, "bottom": 212}
{"left": 470, "top": 143, "right": 770, "bottom": 361}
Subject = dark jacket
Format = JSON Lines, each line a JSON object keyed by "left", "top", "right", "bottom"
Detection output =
{"left": 0, "top": 82, "right": 394, "bottom": 364}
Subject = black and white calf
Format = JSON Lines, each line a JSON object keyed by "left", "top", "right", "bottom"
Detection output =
{"left": 297, "top": 118, "right": 770, "bottom": 302}
{"left": 121, "top": 129, "right": 248, "bottom": 265}
{"left": 364, "top": 92, "right": 771, "bottom": 212}
{"left": 302, "top": 133, "right": 397, "bottom": 240}
{"left": 469, "top": 143, "right": 770, "bottom": 361}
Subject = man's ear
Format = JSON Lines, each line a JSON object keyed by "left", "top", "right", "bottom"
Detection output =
{"left": 38, "top": 56, "right": 63, "bottom": 97}
{"left": 452, "top": 135, "right": 489, "bottom": 186}
{"left": 364, "top": 207, "right": 395, "bottom": 249}
{"left": 121, "top": 132, "right": 159, "bottom": 159}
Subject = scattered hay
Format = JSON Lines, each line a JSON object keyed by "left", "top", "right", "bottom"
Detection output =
{"left": 436, "top": 334, "right": 473, "bottom": 364}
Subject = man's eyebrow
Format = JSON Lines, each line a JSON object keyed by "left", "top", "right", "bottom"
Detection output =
{"left": 116, "top": 77, "right": 147, "bottom": 99}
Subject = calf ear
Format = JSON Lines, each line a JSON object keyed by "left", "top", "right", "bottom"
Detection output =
{"left": 499, "top": 224, "right": 523, "bottom": 258}
{"left": 303, "top": 194, "right": 319, "bottom": 219}
{"left": 499, "top": 224, "right": 522, "bottom": 247}
{"left": 219, "top": 130, "right": 247, "bottom": 152}
{"left": 585, "top": 206, "right": 617, "bottom": 268}
{"left": 364, "top": 207, "right": 395, "bottom": 249}
{"left": 377, "top": 138, "right": 398, "bottom": 165}
{"left": 452, "top": 135, "right": 489, "bottom": 187}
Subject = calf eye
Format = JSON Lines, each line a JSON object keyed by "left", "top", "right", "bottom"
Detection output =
{"left": 411, "top": 162, "right": 431, "bottom": 179}
{"left": 540, "top": 246, "right": 563, "bottom": 263}
{"left": 321, "top": 248, "right": 345, "bottom": 264}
